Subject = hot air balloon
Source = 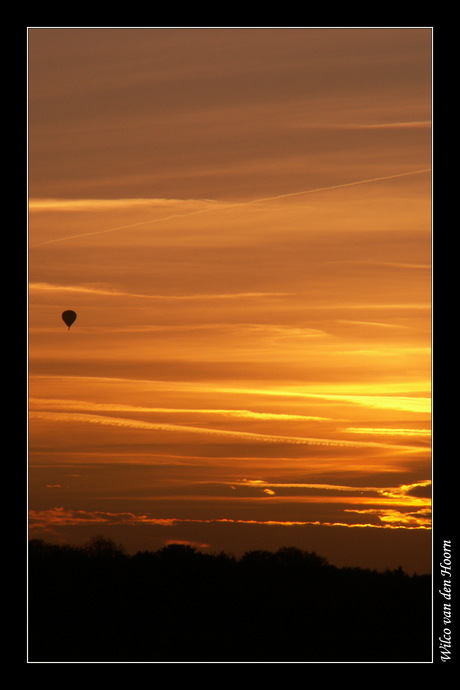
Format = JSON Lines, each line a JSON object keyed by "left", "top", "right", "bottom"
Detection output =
{"left": 62, "top": 310, "right": 77, "bottom": 330}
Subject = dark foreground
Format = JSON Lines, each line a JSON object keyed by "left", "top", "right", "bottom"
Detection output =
{"left": 28, "top": 537, "right": 432, "bottom": 662}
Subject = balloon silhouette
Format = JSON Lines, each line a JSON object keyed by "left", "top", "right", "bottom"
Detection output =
{"left": 62, "top": 310, "right": 77, "bottom": 330}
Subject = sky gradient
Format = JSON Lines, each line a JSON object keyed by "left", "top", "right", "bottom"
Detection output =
{"left": 28, "top": 27, "right": 432, "bottom": 574}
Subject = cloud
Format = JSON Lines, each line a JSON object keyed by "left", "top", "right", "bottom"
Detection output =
{"left": 376, "top": 480, "right": 432, "bottom": 501}
{"left": 29, "top": 169, "right": 431, "bottom": 248}
{"left": 29, "top": 396, "right": 330, "bottom": 422}
{"left": 29, "top": 282, "right": 127, "bottom": 297}
{"left": 29, "top": 281, "right": 292, "bottom": 302}
{"left": 29, "top": 409, "right": 424, "bottom": 451}
{"left": 345, "top": 507, "right": 431, "bottom": 528}
{"left": 29, "top": 198, "right": 209, "bottom": 212}
{"left": 28, "top": 506, "right": 168, "bottom": 528}
{"left": 28, "top": 507, "right": 430, "bottom": 532}
{"left": 233, "top": 479, "right": 431, "bottom": 508}
{"left": 29, "top": 376, "right": 432, "bottom": 416}
{"left": 164, "top": 539, "right": 211, "bottom": 549}
{"left": 344, "top": 427, "right": 431, "bottom": 437}
{"left": 29, "top": 198, "right": 220, "bottom": 247}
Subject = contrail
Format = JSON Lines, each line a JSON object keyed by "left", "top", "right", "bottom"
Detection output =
{"left": 29, "top": 409, "right": 425, "bottom": 451}
{"left": 248, "top": 168, "right": 432, "bottom": 204}
{"left": 30, "top": 168, "right": 431, "bottom": 248}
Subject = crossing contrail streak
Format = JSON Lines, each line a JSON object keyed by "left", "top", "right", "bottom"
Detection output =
{"left": 30, "top": 168, "right": 431, "bottom": 248}
{"left": 248, "top": 168, "right": 432, "bottom": 204}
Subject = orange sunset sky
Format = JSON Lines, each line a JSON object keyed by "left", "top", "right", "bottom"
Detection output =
{"left": 28, "top": 27, "right": 432, "bottom": 574}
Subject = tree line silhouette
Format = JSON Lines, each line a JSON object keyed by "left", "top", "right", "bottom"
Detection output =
{"left": 28, "top": 537, "right": 431, "bottom": 662}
